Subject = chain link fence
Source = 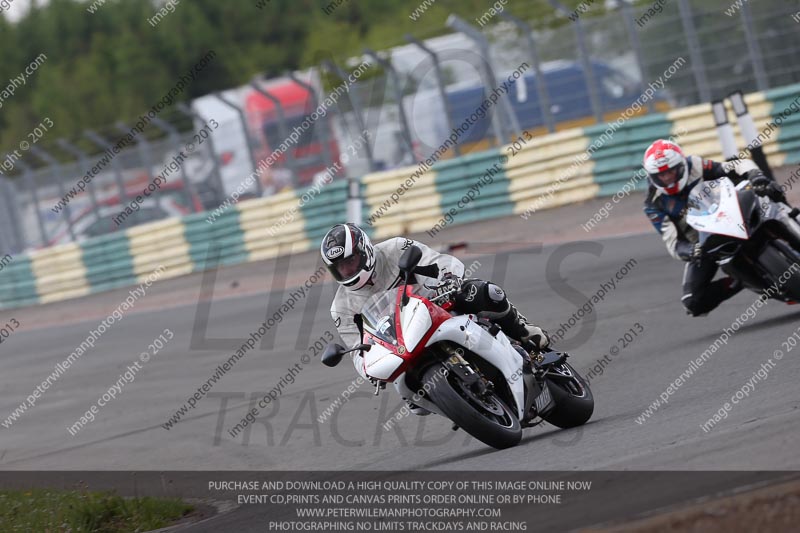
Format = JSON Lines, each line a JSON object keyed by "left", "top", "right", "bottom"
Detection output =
{"left": 2, "top": 0, "right": 798, "bottom": 254}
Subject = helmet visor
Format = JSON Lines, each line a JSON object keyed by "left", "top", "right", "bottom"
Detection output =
{"left": 330, "top": 254, "right": 363, "bottom": 282}
{"left": 649, "top": 163, "right": 684, "bottom": 189}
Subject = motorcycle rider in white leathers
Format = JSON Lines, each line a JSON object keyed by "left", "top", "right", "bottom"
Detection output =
{"left": 321, "top": 223, "right": 549, "bottom": 414}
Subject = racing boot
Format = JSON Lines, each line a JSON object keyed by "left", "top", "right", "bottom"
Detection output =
{"left": 494, "top": 302, "right": 550, "bottom": 359}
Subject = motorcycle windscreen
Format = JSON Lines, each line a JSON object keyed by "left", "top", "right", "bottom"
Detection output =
{"left": 686, "top": 177, "right": 748, "bottom": 239}
{"left": 360, "top": 287, "right": 405, "bottom": 380}
{"left": 360, "top": 288, "right": 401, "bottom": 345}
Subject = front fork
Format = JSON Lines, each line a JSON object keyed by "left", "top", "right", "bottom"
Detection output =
{"left": 442, "top": 341, "right": 551, "bottom": 425}
{"left": 439, "top": 343, "right": 489, "bottom": 395}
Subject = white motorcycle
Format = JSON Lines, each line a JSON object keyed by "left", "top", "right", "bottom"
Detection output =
{"left": 323, "top": 245, "right": 594, "bottom": 449}
{"left": 687, "top": 176, "right": 800, "bottom": 301}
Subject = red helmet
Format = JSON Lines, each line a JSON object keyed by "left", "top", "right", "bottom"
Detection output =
{"left": 643, "top": 139, "right": 688, "bottom": 195}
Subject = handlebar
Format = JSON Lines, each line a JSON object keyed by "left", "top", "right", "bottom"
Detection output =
{"left": 424, "top": 276, "right": 462, "bottom": 305}
{"left": 429, "top": 287, "right": 459, "bottom": 304}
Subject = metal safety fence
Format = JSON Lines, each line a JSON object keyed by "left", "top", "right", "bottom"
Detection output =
{"left": 0, "top": 0, "right": 798, "bottom": 255}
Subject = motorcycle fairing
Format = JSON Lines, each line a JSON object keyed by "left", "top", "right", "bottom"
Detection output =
{"left": 400, "top": 297, "right": 433, "bottom": 352}
{"left": 364, "top": 342, "right": 406, "bottom": 380}
{"left": 687, "top": 177, "right": 748, "bottom": 239}
{"left": 393, "top": 375, "right": 449, "bottom": 419}
{"left": 424, "top": 314, "right": 526, "bottom": 419}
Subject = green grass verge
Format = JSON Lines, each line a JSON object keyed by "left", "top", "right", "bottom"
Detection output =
{"left": 0, "top": 488, "right": 193, "bottom": 532}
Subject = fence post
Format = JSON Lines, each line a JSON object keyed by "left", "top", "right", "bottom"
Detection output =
{"left": 546, "top": 0, "right": 603, "bottom": 123}
{"left": 499, "top": 11, "right": 556, "bottom": 132}
{"left": 739, "top": 1, "right": 768, "bottom": 91}
{"left": 446, "top": 14, "right": 520, "bottom": 145}
{"left": 150, "top": 116, "right": 202, "bottom": 212}
{"left": 321, "top": 59, "right": 377, "bottom": 171}
{"left": 15, "top": 157, "right": 49, "bottom": 247}
{"left": 56, "top": 138, "right": 101, "bottom": 218}
{"left": 116, "top": 121, "right": 154, "bottom": 182}
{"left": 0, "top": 178, "right": 25, "bottom": 253}
{"left": 177, "top": 102, "right": 228, "bottom": 199}
{"left": 676, "top": 0, "right": 711, "bottom": 102}
{"left": 287, "top": 71, "right": 335, "bottom": 170}
{"left": 249, "top": 81, "right": 300, "bottom": 187}
{"left": 30, "top": 145, "right": 76, "bottom": 242}
{"left": 364, "top": 47, "right": 415, "bottom": 162}
{"left": 84, "top": 130, "right": 130, "bottom": 204}
{"left": 214, "top": 92, "right": 261, "bottom": 191}
{"left": 619, "top": 1, "right": 656, "bottom": 113}
{"left": 404, "top": 34, "right": 462, "bottom": 155}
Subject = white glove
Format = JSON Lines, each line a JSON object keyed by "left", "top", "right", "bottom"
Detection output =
{"left": 523, "top": 325, "right": 550, "bottom": 351}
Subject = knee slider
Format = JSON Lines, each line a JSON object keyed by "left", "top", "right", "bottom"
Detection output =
{"left": 486, "top": 283, "right": 505, "bottom": 303}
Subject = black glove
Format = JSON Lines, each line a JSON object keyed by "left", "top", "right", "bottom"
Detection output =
{"left": 749, "top": 172, "right": 784, "bottom": 201}
{"left": 750, "top": 175, "right": 770, "bottom": 194}
{"left": 676, "top": 240, "right": 703, "bottom": 264}
{"left": 434, "top": 272, "right": 461, "bottom": 301}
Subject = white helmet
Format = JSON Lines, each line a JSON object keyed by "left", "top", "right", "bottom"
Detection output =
{"left": 643, "top": 139, "right": 688, "bottom": 195}
{"left": 320, "top": 223, "right": 376, "bottom": 290}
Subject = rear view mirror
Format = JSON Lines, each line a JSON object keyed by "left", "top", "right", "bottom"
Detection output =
{"left": 322, "top": 343, "right": 346, "bottom": 367}
{"left": 398, "top": 245, "right": 422, "bottom": 273}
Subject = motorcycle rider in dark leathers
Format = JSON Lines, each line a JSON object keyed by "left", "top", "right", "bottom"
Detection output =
{"left": 642, "top": 139, "right": 786, "bottom": 316}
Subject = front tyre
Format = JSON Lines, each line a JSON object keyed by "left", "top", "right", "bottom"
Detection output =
{"left": 422, "top": 365, "right": 521, "bottom": 450}
{"left": 759, "top": 241, "right": 800, "bottom": 300}
{"left": 541, "top": 362, "right": 594, "bottom": 429}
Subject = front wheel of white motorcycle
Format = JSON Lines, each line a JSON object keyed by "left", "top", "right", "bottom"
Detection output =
{"left": 422, "top": 365, "right": 522, "bottom": 450}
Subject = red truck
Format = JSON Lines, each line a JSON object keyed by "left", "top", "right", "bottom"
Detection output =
{"left": 245, "top": 79, "right": 341, "bottom": 189}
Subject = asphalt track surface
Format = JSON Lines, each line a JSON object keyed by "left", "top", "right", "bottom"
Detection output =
{"left": 2, "top": 168, "right": 800, "bottom": 530}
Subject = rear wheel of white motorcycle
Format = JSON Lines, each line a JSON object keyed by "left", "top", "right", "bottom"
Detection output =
{"left": 422, "top": 365, "right": 522, "bottom": 450}
{"left": 541, "top": 362, "right": 594, "bottom": 429}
